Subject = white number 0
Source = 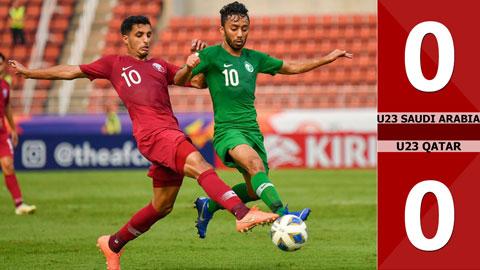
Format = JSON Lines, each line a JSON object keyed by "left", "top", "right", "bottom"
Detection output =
{"left": 404, "top": 21, "right": 455, "bottom": 251}
{"left": 405, "top": 180, "right": 454, "bottom": 251}
{"left": 405, "top": 21, "right": 454, "bottom": 92}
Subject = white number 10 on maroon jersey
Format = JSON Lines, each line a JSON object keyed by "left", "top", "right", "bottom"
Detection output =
{"left": 121, "top": 70, "right": 142, "bottom": 87}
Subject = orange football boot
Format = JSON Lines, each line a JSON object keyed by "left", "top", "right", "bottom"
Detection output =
{"left": 97, "top": 235, "right": 122, "bottom": 270}
{"left": 236, "top": 206, "right": 279, "bottom": 233}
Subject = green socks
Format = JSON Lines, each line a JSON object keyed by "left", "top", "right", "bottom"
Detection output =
{"left": 251, "top": 172, "right": 284, "bottom": 215}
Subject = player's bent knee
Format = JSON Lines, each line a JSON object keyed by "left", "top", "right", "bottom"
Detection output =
{"left": 152, "top": 202, "right": 174, "bottom": 216}
{"left": 1, "top": 161, "right": 14, "bottom": 175}
{"left": 196, "top": 160, "right": 214, "bottom": 174}
{"left": 158, "top": 205, "right": 174, "bottom": 216}
{"left": 184, "top": 152, "right": 214, "bottom": 178}
{"left": 245, "top": 159, "right": 265, "bottom": 175}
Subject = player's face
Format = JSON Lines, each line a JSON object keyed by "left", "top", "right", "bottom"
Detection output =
{"left": 220, "top": 15, "right": 249, "bottom": 51}
{"left": 123, "top": 24, "right": 152, "bottom": 59}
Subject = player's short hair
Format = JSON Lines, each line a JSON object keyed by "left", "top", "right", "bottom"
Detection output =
{"left": 220, "top": 1, "right": 249, "bottom": 27}
{"left": 121, "top": 16, "right": 151, "bottom": 35}
{"left": 0, "top": 53, "right": 5, "bottom": 63}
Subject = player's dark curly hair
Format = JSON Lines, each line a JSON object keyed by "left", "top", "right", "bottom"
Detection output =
{"left": 220, "top": 1, "right": 249, "bottom": 26}
{"left": 0, "top": 53, "right": 5, "bottom": 62}
{"left": 121, "top": 16, "right": 151, "bottom": 35}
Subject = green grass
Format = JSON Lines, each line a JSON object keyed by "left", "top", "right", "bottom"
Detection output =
{"left": 0, "top": 169, "right": 376, "bottom": 270}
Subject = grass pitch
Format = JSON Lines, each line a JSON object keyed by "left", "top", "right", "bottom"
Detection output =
{"left": 0, "top": 169, "right": 376, "bottom": 270}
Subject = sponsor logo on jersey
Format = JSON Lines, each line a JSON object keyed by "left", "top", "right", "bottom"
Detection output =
{"left": 152, "top": 63, "right": 165, "bottom": 73}
{"left": 244, "top": 61, "right": 254, "bottom": 72}
{"left": 2, "top": 88, "right": 7, "bottom": 99}
{"left": 223, "top": 63, "right": 233, "bottom": 68}
{"left": 122, "top": 65, "right": 133, "bottom": 71}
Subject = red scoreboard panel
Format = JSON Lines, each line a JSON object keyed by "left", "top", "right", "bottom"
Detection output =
{"left": 378, "top": 0, "right": 480, "bottom": 269}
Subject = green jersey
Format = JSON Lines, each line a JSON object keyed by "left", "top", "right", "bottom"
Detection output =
{"left": 192, "top": 44, "right": 283, "bottom": 130}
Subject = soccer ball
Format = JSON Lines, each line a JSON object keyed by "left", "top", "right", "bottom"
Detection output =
{"left": 270, "top": 214, "right": 308, "bottom": 251}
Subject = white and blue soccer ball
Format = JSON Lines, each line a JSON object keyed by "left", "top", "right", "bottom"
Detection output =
{"left": 270, "top": 214, "right": 308, "bottom": 251}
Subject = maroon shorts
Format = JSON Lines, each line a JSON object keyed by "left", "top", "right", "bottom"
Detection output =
{"left": 0, "top": 133, "right": 13, "bottom": 158}
{"left": 137, "top": 129, "right": 197, "bottom": 187}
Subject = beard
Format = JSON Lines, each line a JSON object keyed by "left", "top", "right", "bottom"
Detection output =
{"left": 225, "top": 34, "right": 246, "bottom": 51}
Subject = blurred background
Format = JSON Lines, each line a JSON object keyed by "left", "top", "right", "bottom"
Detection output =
{"left": 0, "top": 0, "right": 377, "bottom": 171}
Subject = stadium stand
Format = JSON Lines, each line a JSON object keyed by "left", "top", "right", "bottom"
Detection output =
{"left": 166, "top": 14, "right": 376, "bottom": 112}
{"left": 1, "top": 0, "right": 76, "bottom": 114}
{"left": 89, "top": 13, "right": 376, "bottom": 113}
{"left": 4, "top": 0, "right": 375, "bottom": 114}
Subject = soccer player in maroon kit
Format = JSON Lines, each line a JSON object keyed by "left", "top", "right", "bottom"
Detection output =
{"left": 0, "top": 52, "right": 36, "bottom": 215}
{"left": 9, "top": 16, "right": 278, "bottom": 270}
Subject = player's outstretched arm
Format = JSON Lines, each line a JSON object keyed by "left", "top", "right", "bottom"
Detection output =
{"left": 278, "top": 49, "right": 353, "bottom": 74}
{"left": 174, "top": 53, "right": 200, "bottom": 86}
{"left": 8, "top": 60, "right": 88, "bottom": 80}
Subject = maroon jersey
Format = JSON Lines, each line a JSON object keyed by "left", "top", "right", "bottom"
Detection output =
{"left": 79, "top": 55, "right": 182, "bottom": 140}
{"left": 0, "top": 79, "right": 10, "bottom": 134}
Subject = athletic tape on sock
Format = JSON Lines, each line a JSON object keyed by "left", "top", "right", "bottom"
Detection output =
{"left": 255, "top": 183, "right": 274, "bottom": 197}
{"left": 220, "top": 190, "right": 237, "bottom": 202}
{"left": 127, "top": 224, "right": 143, "bottom": 237}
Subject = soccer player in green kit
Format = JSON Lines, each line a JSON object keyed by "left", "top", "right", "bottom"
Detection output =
{"left": 176, "top": 1, "right": 353, "bottom": 238}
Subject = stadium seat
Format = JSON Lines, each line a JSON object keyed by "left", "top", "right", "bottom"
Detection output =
{"left": 353, "top": 14, "right": 365, "bottom": 26}
{"left": 312, "top": 28, "right": 326, "bottom": 41}
{"left": 56, "top": 4, "right": 73, "bottom": 17}
{"left": 306, "top": 16, "right": 318, "bottom": 28}
{"left": 44, "top": 46, "right": 60, "bottom": 61}
{"left": 130, "top": 3, "right": 143, "bottom": 15}
{"left": 260, "top": 17, "right": 272, "bottom": 29}
{"left": 0, "top": 1, "right": 9, "bottom": 11}
{"left": 292, "top": 16, "right": 304, "bottom": 29}
{"left": 304, "top": 40, "right": 317, "bottom": 55}
{"left": 198, "top": 17, "right": 214, "bottom": 29}
{"left": 344, "top": 26, "right": 356, "bottom": 40}
{"left": 11, "top": 45, "right": 28, "bottom": 60}
{"left": 322, "top": 15, "right": 333, "bottom": 28}
{"left": 366, "top": 67, "right": 376, "bottom": 85}
{"left": 337, "top": 15, "right": 349, "bottom": 28}
{"left": 184, "top": 16, "right": 197, "bottom": 29}
{"left": 25, "top": 4, "right": 41, "bottom": 19}
{"left": 23, "top": 17, "right": 38, "bottom": 33}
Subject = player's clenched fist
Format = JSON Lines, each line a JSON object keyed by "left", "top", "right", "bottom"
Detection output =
{"left": 190, "top": 39, "right": 207, "bottom": 53}
{"left": 186, "top": 53, "right": 200, "bottom": 69}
